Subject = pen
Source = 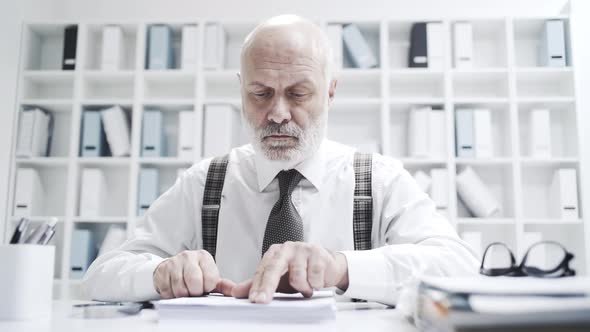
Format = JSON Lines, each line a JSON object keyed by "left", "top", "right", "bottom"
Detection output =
{"left": 9, "top": 218, "right": 30, "bottom": 244}
{"left": 25, "top": 217, "right": 58, "bottom": 244}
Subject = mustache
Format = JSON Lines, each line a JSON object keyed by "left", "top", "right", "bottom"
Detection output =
{"left": 258, "top": 122, "right": 303, "bottom": 138}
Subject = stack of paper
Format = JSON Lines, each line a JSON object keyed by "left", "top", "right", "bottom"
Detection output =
{"left": 154, "top": 291, "right": 336, "bottom": 323}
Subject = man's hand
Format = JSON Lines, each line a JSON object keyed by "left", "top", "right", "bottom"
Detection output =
{"left": 231, "top": 242, "right": 349, "bottom": 303}
{"left": 153, "top": 249, "right": 235, "bottom": 299}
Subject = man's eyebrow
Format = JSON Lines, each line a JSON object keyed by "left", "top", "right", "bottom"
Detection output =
{"left": 248, "top": 81, "right": 270, "bottom": 88}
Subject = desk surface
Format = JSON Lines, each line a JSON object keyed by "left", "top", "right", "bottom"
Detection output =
{"left": 0, "top": 301, "right": 418, "bottom": 332}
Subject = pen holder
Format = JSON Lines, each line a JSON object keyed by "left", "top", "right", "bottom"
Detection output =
{"left": 0, "top": 244, "right": 54, "bottom": 321}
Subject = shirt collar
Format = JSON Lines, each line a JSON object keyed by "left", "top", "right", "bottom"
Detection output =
{"left": 254, "top": 140, "right": 326, "bottom": 192}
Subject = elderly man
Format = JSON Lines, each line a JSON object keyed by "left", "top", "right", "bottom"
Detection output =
{"left": 83, "top": 15, "right": 477, "bottom": 305}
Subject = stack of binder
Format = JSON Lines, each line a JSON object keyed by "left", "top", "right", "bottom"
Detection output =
{"left": 80, "top": 107, "right": 130, "bottom": 157}
{"left": 16, "top": 108, "right": 53, "bottom": 158}
{"left": 177, "top": 110, "right": 195, "bottom": 160}
{"left": 550, "top": 168, "right": 579, "bottom": 220}
{"left": 529, "top": 109, "right": 551, "bottom": 157}
{"left": 456, "top": 166, "right": 501, "bottom": 218}
{"left": 101, "top": 106, "right": 131, "bottom": 157}
{"left": 181, "top": 25, "right": 199, "bottom": 70}
{"left": 411, "top": 168, "right": 449, "bottom": 215}
{"left": 414, "top": 276, "right": 590, "bottom": 332}
{"left": 79, "top": 168, "right": 106, "bottom": 217}
{"left": 70, "top": 229, "right": 97, "bottom": 279}
{"left": 326, "top": 24, "right": 343, "bottom": 70}
{"left": 453, "top": 22, "right": 473, "bottom": 68}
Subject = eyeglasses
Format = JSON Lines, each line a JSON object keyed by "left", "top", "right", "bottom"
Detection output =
{"left": 480, "top": 241, "right": 576, "bottom": 278}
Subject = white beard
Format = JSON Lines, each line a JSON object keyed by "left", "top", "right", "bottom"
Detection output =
{"left": 242, "top": 109, "right": 327, "bottom": 163}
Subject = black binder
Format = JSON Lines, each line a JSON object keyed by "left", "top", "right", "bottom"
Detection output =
{"left": 409, "top": 22, "right": 428, "bottom": 68}
{"left": 62, "top": 25, "right": 78, "bottom": 70}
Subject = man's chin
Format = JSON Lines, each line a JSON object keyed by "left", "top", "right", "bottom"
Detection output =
{"left": 260, "top": 144, "right": 303, "bottom": 161}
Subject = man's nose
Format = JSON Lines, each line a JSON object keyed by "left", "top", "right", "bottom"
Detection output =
{"left": 267, "top": 96, "right": 292, "bottom": 124}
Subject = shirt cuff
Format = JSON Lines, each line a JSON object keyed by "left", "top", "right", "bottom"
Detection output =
{"left": 132, "top": 258, "right": 165, "bottom": 301}
{"left": 336, "top": 250, "right": 398, "bottom": 306}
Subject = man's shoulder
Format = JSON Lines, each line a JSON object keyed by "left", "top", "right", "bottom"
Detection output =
{"left": 327, "top": 140, "right": 403, "bottom": 171}
{"left": 183, "top": 144, "right": 255, "bottom": 179}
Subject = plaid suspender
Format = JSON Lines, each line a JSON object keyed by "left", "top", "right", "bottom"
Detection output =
{"left": 201, "top": 152, "right": 373, "bottom": 260}
{"left": 352, "top": 152, "right": 373, "bottom": 251}
{"left": 201, "top": 155, "right": 229, "bottom": 259}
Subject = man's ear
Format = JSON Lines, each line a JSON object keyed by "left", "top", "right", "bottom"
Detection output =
{"left": 328, "top": 79, "right": 337, "bottom": 107}
{"left": 237, "top": 72, "right": 242, "bottom": 85}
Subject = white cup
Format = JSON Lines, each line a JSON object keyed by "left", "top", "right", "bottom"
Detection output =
{"left": 0, "top": 244, "right": 55, "bottom": 321}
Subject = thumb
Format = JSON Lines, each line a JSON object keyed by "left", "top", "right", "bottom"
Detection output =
{"left": 212, "top": 278, "right": 237, "bottom": 297}
{"left": 231, "top": 279, "right": 253, "bottom": 299}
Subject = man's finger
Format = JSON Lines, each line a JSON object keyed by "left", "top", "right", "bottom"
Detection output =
{"left": 252, "top": 248, "right": 293, "bottom": 303}
{"left": 231, "top": 279, "right": 252, "bottom": 298}
{"left": 183, "top": 259, "right": 204, "bottom": 296}
{"left": 170, "top": 265, "right": 190, "bottom": 298}
{"left": 249, "top": 244, "right": 282, "bottom": 301}
{"left": 212, "top": 278, "right": 237, "bottom": 296}
{"left": 198, "top": 251, "right": 221, "bottom": 293}
{"left": 287, "top": 252, "right": 313, "bottom": 297}
{"left": 307, "top": 250, "right": 326, "bottom": 290}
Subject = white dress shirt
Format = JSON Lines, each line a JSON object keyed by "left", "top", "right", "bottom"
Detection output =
{"left": 83, "top": 140, "right": 478, "bottom": 305}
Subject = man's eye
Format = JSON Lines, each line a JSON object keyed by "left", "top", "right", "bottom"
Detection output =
{"left": 253, "top": 91, "right": 271, "bottom": 98}
{"left": 290, "top": 92, "right": 308, "bottom": 98}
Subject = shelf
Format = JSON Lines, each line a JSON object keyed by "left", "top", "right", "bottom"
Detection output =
{"left": 452, "top": 70, "right": 509, "bottom": 99}
{"left": 10, "top": 216, "right": 66, "bottom": 223}
{"left": 22, "top": 70, "right": 75, "bottom": 80}
{"left": 82, "top": 99, "right": 134, "bottom": 106}
{"left": 139, "top": 158, "right": 194, "bottom": 166}
{"left": 84, "top": 24, "right": 138, "bottom": 71}
{"left": 144, "top": 71, "right": 196, "bottom": 99}
{"left": 455, "top": 158, "right": 513, "bottom": 166}
{"left": 516, "top": 97, "right": 575, "bottom": 103}
{"left": 515, "top": 69, "right": 574, "bottom": 98}
{"left": 452, "top": 97, "right": 509, "bottom": 104}
{"left": 522, "top": 219, "right": 583, "bottom": 225}
{"left": 20, "top": 99, "right": 73, "bottom": 110}
{"left": 72, "top": 217, "right": 128, "bottom": 224}
{"left": 399, "top": 158, "right": 447, "bottom": 166}
{"left": 203, "top": 98, "right": 241, "bottom": 106}
{"left": 22, "top": 71, "right": 74, "bottom": 99}
{"left": 390, "top": 70, "right": 444, "bottom": 99}
{"left": 457, "top": 218, "right": 516, "bottom": 225}
{"left": 16, "top": 157, "right": 69, "bottom": 167}
{"left": 389, "top": 97, "right": 445, "bottom": 105}
{"left": 520, "top": 157, "right": 578, "bottom": 167}
{"left": 142, "top": 98, "right": 195, "bottom": 106}
{"left": 78, "top": 157, "right": 131, "bottom": 166}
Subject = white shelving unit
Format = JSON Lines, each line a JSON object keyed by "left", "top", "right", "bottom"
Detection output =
{"left": 5, "top": 12, "right": 588, "bottom": 299}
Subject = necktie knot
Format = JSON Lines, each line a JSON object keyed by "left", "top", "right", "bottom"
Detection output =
{"left": 277, "top": 169, "right": 303, "bottom": 198}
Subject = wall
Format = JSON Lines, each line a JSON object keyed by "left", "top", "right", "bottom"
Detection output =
{"left": 0, "top": 0, "right": 583, "bottom": 240}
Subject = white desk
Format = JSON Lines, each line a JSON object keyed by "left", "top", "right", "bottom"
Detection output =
{"left": 0, "top": 301, "right": 418, "bottom": 332}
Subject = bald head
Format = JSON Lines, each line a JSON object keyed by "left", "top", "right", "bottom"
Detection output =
{"left": 240, "top": 15, "right": 334, "bottom": 84}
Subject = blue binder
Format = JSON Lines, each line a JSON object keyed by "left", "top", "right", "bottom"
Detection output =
{"left": 141, "top": 110, "right": 166, "bottom": 157}
{"left": 80, "top": 111, "right": 107, "bottom": 157}
{"left": 147, "top": 25, "right": 174, "bottom": 70}
{"left": 137, "top": 168, "right": 159, "bottom": 216}
{"left": 455, "top": 109, "right": 475, "bottom": 157}
{"left": 70, "top": 229, "right": 96, "bottom": 279}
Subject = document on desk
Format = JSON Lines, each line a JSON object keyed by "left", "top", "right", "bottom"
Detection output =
{"left": 154, "top": 290, "right": 336, "bottom": 323}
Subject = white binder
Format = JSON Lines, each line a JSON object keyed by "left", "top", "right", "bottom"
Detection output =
{"left": 342, "top": 24, "right": 377, "bottom": 69}
{"left": 79, "top": 168, "right": 106, "bottom": 217}
{"left": 13, "top": 168, "right": 44, "bottom": 217}
{"left": 473, "top": 109, "right": 493, "bottom": 158}
{"left": 181, "top": 25, "right": 199, "bottom": 71}
{"left": 101, "top": 25, "right": 124, "bottom": 71}
{"left": 456, "top": 166, "right": 501, "bottom": 218}
{"left": 16, "top": 108, "right": 51, "bottom": 158}
{"left": 326, "top": 24, "right": 343, "bottom": 70}
{"left": 426, "top": 22, "right": 444, "bottom": 70}
{"left": 203, "top": 23, "right": 226, "bottom": 70}
{"left": 429, "top": 109, "right": 446, "bottom": 159}
{"left": 138, "top": 168, "right": 160, "bottom": 216}
{"left": 177, "top": 110, "right": 195, "bottom": 160}
{"left": 550, "top": 168, "right": 578, "bottom": 220}
{"left": 453, "top": 22, "right": 473, "bottom": 68}
{"left": 408, "top": 106, "right": 431, "bottom": 158}
{"left": 455, "top": 109, "right": 475, "bottom": 158}
{"left": 203, "top": 104, "right": 240, "bottom": 158}
{"left": 539, "top": 20, "right": 566, "bottom": 67}
{"left": 101, "top": 105, "right": 130, "bottom": 157}
{"left": 529, "top": 109, "right": 551, "bottom": 158}
{"left": 430, "top": 168, "right": 449, "bottom": 214}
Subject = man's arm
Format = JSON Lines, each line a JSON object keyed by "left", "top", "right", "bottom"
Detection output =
{"left": 82, "top": 164, "right": 207, "bottom": 302}
{"left": 337, "top": 156, "right": 479, "bottom": 305}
